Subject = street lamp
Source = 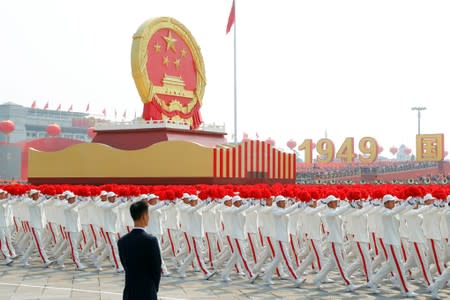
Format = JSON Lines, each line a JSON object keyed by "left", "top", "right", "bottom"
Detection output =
{"left": 411, "top": 107, "right": 426, "bottom": 135}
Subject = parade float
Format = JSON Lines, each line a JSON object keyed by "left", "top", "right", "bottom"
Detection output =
{"left": 27, "top": 17, "right": 296, "bottom": 185}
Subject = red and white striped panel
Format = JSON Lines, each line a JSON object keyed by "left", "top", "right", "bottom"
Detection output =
{"left": 213, "top": 140, "right": 296, "bottom": 180}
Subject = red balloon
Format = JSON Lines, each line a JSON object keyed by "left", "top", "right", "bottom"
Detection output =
{"left": 46, "top": 123, "right": 61, "bottom": 137}
{"left": 389, "top": 146, "right": 398, "bottom": 155}
{"left": 87, "top": 127, "right": 96, "bottom": 138}
{"left": 404, "top": 147, "right": 412, "bottom": 155}
{"left": 377, "top": 145, "right": 384, "bottom": 154}
{"left": 287, "top": 139, "right": 297, "bottom": 150}
{"left": 265, "top": 137, "right": 275, "bottom": 146}
{"left": 0, "top": 120, "right": 15, "bottom": 135}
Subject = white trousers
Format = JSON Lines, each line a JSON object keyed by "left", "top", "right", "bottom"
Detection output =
{"left": 23, "top": 227, "right": 50, "bottom": 264}
{"left": 263, "top": 240, "right": 298, "bottom": 282}
{"left": 222, "top": 238, "right": 254, "bottom": 279}
{"left": 97, "top": 231, "right": 122, "bottom": 270}
{"left": 315, "top": 242, "right": 352, "bottom": 286}
{"left": 346, "top": 241, "right": 372, "bottom": 282}
{"left": 405, "top": 241, "right": 433, "bottom": 286}
{"left": 59, "top": 231, "right": 82, "bottom": 268}
{"left": 370, "top": 244, "right": 411, "bottom": 294}
{"left": 296, "top": 238, "right": 324, "bottom": 275}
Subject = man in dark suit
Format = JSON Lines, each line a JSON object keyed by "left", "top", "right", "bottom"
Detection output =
{"left": 118, "top": 200, "right": 162, "bottom": 300}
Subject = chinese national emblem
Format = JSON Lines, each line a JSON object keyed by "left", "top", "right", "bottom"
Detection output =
{"left": 131, "top": 17, "right": 206, "bottom": 129}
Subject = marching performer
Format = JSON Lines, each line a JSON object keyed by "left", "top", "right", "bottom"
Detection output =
{"left": 22, "top": 190, "right": 54, "bottom": 267}
{"left": 368, "top": 194, "right": 416, "bottom": 297}
{"left": 0, "top": 189, "right": 14, "bottom": 265}
{"left": 313, "top": 195, "right": 358, "bottom": 292}
{"left": 263, "top": 195, "right": 304, "bottom": 287}
{"left": 57, "top": 192, "right": 87, "bottom": 270}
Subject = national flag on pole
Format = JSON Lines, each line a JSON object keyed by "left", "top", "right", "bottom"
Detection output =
{"left": 56, "top": 104, "right": 61, "bottom": 111}
{"left": 31, "top": 100, "right": 37, "bottom": 109}
{"left": 86, "top": 103, "right": 90, "bottom": 112}
{"left": 122, "top": 110, "right": 127, "bottom": 119}
{"left": 43, "top": 102, "right": 49, "bottom": 110}
{"left": 226, "top": 0, "right": 235, "bottom": 34}
{"left": 102, "top": 108, "right": 106, "bottom": 116}
{"left": 68, "top": 104, "right": 73, "bottom": 112}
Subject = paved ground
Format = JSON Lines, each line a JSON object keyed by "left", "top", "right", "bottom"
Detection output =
{"left": 0, "top": 259, "right": 448, "bottom": 300}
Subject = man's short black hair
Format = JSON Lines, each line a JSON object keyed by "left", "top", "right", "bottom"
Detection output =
{"left": 130, "top": 200, "right": 149, "bottom": 221}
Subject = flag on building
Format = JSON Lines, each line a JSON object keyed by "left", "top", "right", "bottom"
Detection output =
{"left": 123, "top": 110, "right": 127, "bottom": 119}
{"left": 226, "top": 0, "right": 235, "bottom": 34}
{"left": 56, "top": 104, "right": 61, "bottom": 111}
{"left": 43, "top": 102, "right": 49, "bottom": 110}
{"left": 68, "top": 104, "right": 73, "bottom": 112}
{"left": 86, "top": 103, "right": 90, "bottom": 112}
{"left": 115, "top": 109, "right": 117, "bottom": 119}
{"left": 31, "top": 100, "right": 37, "bottom": 109}
{"left": 102, "top": 108, "right": 106, "bottom": 116}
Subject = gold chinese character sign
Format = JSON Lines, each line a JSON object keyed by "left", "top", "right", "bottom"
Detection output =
{"left": 131, "top": 17, "right": 206, "bottom": 128}
{"left": 416, "top": 134, "right": 444, "bottom": 161}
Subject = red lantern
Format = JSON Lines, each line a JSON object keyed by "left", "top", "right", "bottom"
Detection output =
{"left": 87, "top": 127, "right": 96, "bottom": 138}
{"left": 377, "top": 145, "right": 384, "bottom": 154}
{"left": 404, "top": 147, "right": 412, "bottom": 155}
{"left": 46, "top": 123, "right": 61, "bottom": 137}
{"left": 242, "top": 132, "right": 249, "bottom": 142}
{"left": 265, "top": 137, "right": 275, "bottom": 146}
{"left": 0, "top": 120, "right": 15, "bottom": 135}
{"left": 287, "top": 139, "right": 297, "bottom": 150}
{"left": 389, "top": 146, "right": 398, "bottom": 156}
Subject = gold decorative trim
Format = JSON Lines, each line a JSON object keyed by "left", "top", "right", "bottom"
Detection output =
{"left": 131, "top": 17, "right": 206, "bottom": 108}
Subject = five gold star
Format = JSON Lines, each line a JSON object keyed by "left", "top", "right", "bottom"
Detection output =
{"left": 180, "top": 48, "right": 187, "bottom": 57}
{"left": 174, "top": 58, "right": 181, "bottom": 69}
{"left": 163, "top": 56, "right": 169, "bottom": 66}
{"left": 154, "top": 43, "right": 161, "bottom": 53}
{"left": 163, "top": 31, "right": 177, "bottom": 53}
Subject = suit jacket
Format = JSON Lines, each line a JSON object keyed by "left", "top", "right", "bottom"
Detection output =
{"left": 118, "top": 228, "right": 162, "bottom": 300}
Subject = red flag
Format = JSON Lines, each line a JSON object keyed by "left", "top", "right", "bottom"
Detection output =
{"left": 86, "top": 103, "right": 90, "bottom": 112}
{"left": 122, "top": 110, "right": 127, "bottom": 119}
{"left": 226, "top": 0, "right": 235, "bottom": 34}
{"left": 56, "top": 104, "right": 61, "bottom": 111}
{"left": 68, "top": 104, "right": 73, "bottom": 112}
{"left": 102, "top": 108, "right": 106, "bottom": 116}
{"left": 43, "top": 102, "right": 49, "bottom": 110}
{"left": 31, "top": 100, "right": 37, "bottom": 109}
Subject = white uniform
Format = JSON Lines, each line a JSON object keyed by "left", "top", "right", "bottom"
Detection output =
{"left": 58, "top": 201, "right": 85, "bottom": 269}
{"left": 403, "top": 207, "right": 433, "bottom": 287}
{"left": 314, "top": 204, "right": 354, "bottom": 288}
{"left": 369, "top": 202, "right": 414, "bottom": 295}
{"left": 263, "top": 203, "right": 301, "bottom": 283}
{"left": 22, "top": 197, "right": 52, "bottom": 266}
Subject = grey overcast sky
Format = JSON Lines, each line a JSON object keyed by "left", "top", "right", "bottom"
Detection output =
{"left": 1, "top": 0, "right": 449, "bottom": 157}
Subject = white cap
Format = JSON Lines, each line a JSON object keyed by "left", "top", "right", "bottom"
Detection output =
{"left": 274, "top": 195, "right": 286, "bottom": 203}
{"left": 0, "top": 189, "right": 5, "bottom": 194}
{"left": 107, "top": 192, "right": 117, "bottom": 198}
{"left": 65, "top": 192, "right": 75, "bottom": 199}
{"left": 232, "top": 195, "right": 242, "bottom": 203}
{"left": 223, "top": 195, "right": 232, "bottom": 201}
{"left": 137, "top": 194, "right": 148, "bottom": 201}
{"left": 323, "top": 195, "right": 339, "bottom": 204}
{"left": 182, "top": 193, "right": 190, "bottom": 199}
{"left": 100, "top": 191, "right": 108, "bottom": 196}
{"left": 382, "top": 194, "right": 397, "bottom": 204}
{"left": 29, "top": 189, "right": 39, "bottom": 195}
{"left": 423, "top": 193, "right": 435, "bottom": 201}
{"left": 190, "top": 195, "right": 199, "bottom": 201}
{"left": 148, "top": 194, "right": 159, "bottom": 200}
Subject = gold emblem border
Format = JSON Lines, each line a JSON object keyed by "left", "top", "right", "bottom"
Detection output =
{"left": 131, "top": 17, "right": 206, "bottom": 110}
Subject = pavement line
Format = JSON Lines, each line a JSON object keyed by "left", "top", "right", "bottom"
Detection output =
{"left": 0, "top": 282, "right": 186, "bottom": 299}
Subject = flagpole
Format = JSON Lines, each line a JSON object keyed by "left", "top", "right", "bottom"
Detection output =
{"left": 233, "top": 0, "right": 238, "bottom": 145}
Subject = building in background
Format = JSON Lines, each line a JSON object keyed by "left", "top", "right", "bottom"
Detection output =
{"left": 0, "top": 102, "right": 92, "bottom": 142}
